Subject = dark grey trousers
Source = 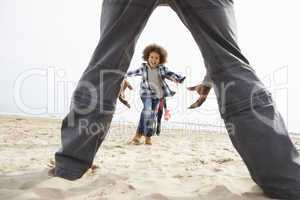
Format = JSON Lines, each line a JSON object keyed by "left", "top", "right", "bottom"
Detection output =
{"left": 55, "top": 0, "right": 300, "bottom": 198}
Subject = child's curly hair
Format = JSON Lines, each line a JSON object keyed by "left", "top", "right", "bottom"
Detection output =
{"left": 142, "top": 44, "right": 168, "bottom": 64}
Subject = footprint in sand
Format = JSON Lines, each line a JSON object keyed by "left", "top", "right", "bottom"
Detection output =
{"left": 0, "top": 169, "right": 126, "bottom": 200}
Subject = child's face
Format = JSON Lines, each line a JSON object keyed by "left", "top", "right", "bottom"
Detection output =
{"left": 148, "top": 52, "right": 160, "bottom": 69}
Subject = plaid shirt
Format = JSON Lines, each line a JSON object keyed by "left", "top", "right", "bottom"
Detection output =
{"left": 126, "top": 63, "right": 185, "bottom": 98}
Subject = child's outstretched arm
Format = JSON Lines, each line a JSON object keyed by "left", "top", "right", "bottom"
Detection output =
{"left": 126, "top": 66, "right": 143, "bottom": 77}
{"left": 163, "top": 66, "right": 185, "bottom": 83}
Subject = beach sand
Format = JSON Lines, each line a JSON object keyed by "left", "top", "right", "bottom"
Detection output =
{"left": 1, "top": 115, "right": 298, "bottom": 200}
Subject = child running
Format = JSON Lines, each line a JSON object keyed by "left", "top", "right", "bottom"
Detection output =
{"left": 126, "top": 44, "right": 185, "bottom": 145}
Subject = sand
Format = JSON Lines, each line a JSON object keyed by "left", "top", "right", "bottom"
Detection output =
{"left": 1, "top": 115, "right": 298, "bottom": 200}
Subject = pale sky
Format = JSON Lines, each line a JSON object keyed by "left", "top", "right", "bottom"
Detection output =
{"left": 1, "top": 0, "right": 300, "bottom": 133}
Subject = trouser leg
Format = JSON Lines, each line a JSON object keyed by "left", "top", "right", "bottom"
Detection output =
{"left": 139, "top": 97, "right": 160, "bottom": 137}
{"left": 55, "top": 0, "right": 159, "bottom": 180}
{"left": 137, "top": 97, "right": 150, "bottom": 136}
{"left": 137, "top": 107, "right": 145, "bottom": 134}
{"left": 156, "top": 103, "right": 163, "bottom": 135}
{"left": 170, "top": 0, "right": 300, "bottom": 198}
{"left": 148, "top": 98, "right": 160, "bottom": 137}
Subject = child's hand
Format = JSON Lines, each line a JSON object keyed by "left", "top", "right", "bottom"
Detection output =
{"left": 187, "top": 84, "right": 211, "bottom": 109}
{"left": 164, "top": 109, "right": 171, "bottom": 121}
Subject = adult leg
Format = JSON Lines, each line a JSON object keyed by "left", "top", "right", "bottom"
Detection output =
{"left": 54, "top": 0, "right": 159, "bottom": 180}
{"left": 170, "top": 0, "right": 300, "bottom": 198}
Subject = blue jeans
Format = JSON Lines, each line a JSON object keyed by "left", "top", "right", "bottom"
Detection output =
{"left": 55, "top": 1, "right": 300, "bottom": 198}
{"left": 137, "top": 97, "right": 160, "bottom": 137}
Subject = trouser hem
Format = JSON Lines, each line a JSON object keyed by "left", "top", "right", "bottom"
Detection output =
{"left": 263, "top": 187, "right": 300, "bottom": 200}
{"left": 54, "top": 166, "right": 86, "bottom": 181}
